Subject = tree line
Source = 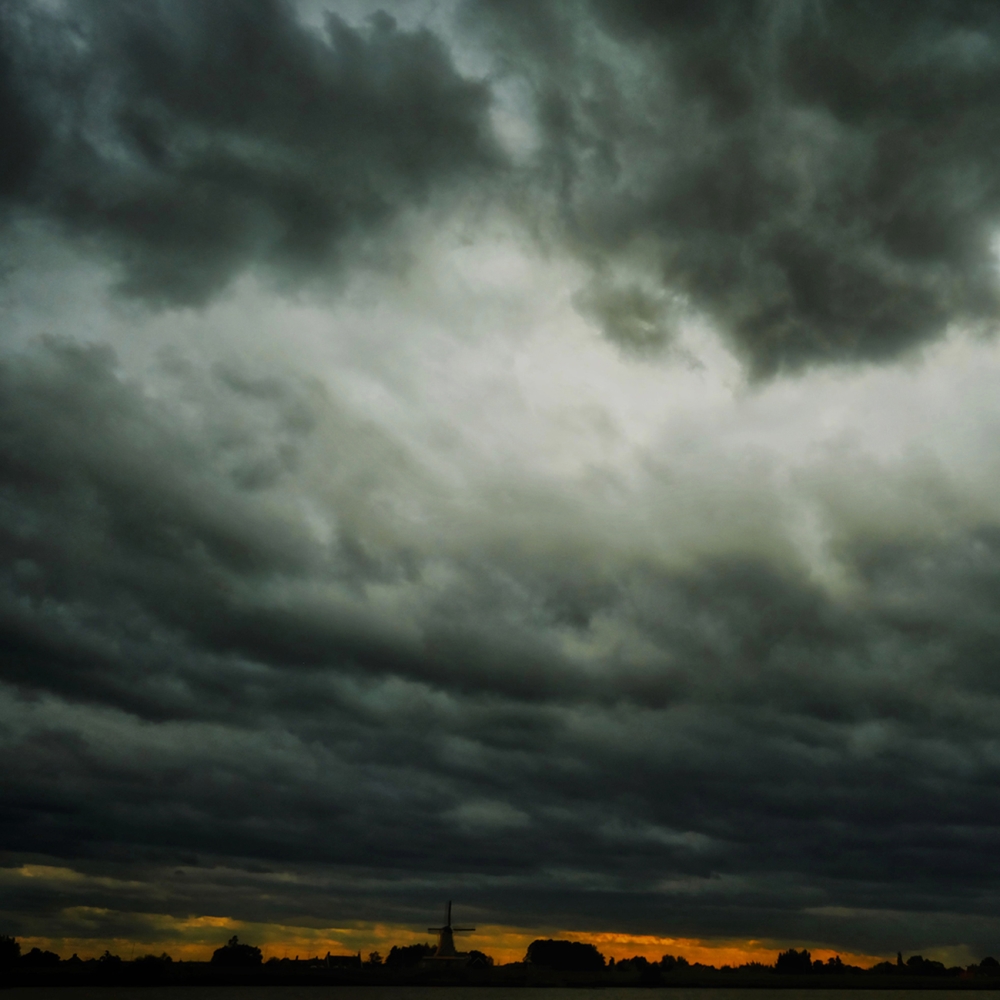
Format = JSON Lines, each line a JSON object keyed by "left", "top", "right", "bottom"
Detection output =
{"left": 4, "top": 932, "right": 1000, "bottom": 978}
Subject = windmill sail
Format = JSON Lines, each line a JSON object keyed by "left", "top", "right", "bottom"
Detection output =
{"left": 427, "top": 900, "right": 476, "bottom": 960}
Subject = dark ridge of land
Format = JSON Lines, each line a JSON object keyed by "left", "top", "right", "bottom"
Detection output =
{"left": 4, "top": 964, "right": 1000, "bottom": 989}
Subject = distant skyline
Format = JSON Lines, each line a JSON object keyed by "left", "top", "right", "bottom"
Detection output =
{"left": 3, "top": 0, "right": 1000, "bottom": 969}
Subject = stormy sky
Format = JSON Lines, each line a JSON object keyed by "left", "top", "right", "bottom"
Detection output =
{"left": 3, "top": 0, "right": 1000, "bottom": 965}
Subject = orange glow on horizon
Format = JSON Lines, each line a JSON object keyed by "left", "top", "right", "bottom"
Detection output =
{"left": 14, "top": 915, "right": 886, "bottom": 969}
{"left": 559, "top": 930, "right": 883, "bottom": 970}
{"left": 2, "top": 863, "right": 894, "bottom": 969}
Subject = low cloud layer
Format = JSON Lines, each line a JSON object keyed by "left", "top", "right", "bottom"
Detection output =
{"left": 3, "top": 310, "right": 1000, "bottom": 957}
{"left": 3, "top": 0, "right": 1000, "bottom": 966}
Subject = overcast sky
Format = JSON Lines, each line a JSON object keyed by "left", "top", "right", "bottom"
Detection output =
{"left": 3, "top": 0, "right": 1000, "bottom": 966}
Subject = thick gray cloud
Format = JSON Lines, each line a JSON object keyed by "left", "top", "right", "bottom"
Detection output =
{"left": 474, "top": 0, "right": 1000, "bottom": 374}
{"left": 0, "top": 0, "right": 499, "bottom": 303}
{"left": 6, "top": 1, "right": 1000, "bottom": 372}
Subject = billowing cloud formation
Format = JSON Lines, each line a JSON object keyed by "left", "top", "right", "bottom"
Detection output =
{"left": 0, "top": 0, "right": 497, "bottom": 303}
{"left": 3, "top": 0, "right": 1000, "bottom": 968}
{"left": 477, "top": 0, "right": 1000, "bottom": 372}
{"left": 6, "top": 1, "right": 1000, "bottom": 371}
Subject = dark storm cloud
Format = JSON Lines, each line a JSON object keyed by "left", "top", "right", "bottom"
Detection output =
{"left": 5, "top": 0, "right": 1000, "bottom": 373}
{"left": 473, "top": 0, "right": 1000, "bottom": 374}
{"left": 0, "top": 0, "right": 499, "bottom": 303}
{"left": 3, "top": 337, "right": 1000, "bottom": 954}
{"left": 5, "top": 0, "right": 1000, "bottom": 963}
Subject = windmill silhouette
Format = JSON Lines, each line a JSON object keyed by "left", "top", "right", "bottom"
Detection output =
{"left": 427, "top": 900, "right": 475, "bottom": 960}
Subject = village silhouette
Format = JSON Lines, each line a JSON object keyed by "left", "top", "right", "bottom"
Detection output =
{"left": 3, "top": 902, "right": 1000, "bottom": 988}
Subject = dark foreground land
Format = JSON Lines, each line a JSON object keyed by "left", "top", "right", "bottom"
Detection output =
{"left": 3, "top": 989, "right": 1000, "bottom": 1000}
{"left": 5, "top": 965, "right": 1000, "bottom": 990}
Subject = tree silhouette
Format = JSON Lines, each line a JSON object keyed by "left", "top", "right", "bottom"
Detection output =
{"left": 775, "top": 948, "right": 813, "bottom": 974}
{"left": 525, "top": 939, "right": 605, "bottom": 971}
{"left": 385, "top": 943, "right": 434, "bottom": 968}
{"left": 21, "top": 947, "right": 61, "bottom": 967}
{"left": 0, "top": 936, "right": 20, "bottom": 966}
{"left": 210, "top": 935, "right": 262, "bottom": 966}
{"left": 135, "top": 953, "right": 173, "bottom": 966}
{"left": 906, "top": 955, "right": 947, "bottom": 976}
